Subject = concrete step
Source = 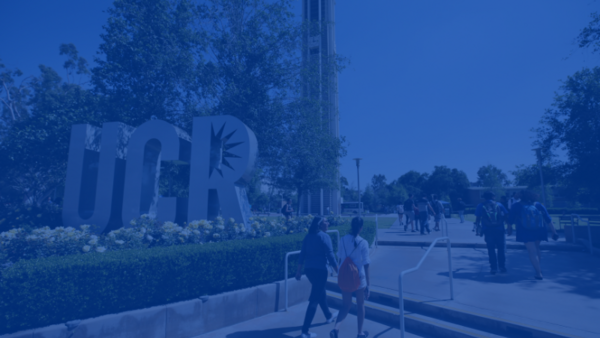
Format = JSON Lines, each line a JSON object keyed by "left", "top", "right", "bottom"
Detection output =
{"left": 376, "top": 240, "right": 586, "bottom": 252}
{"left": 326, "top": 291, "right": 504, "bottom": 338}
{"left": 326, "top": 280, "right": 579, "bottom": 338}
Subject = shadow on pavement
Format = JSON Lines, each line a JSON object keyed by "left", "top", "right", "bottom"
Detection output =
{"left": 223, "top": 323, "right": 327, "bottom": 338}
{"left": 437, "top": 249, "right": 600, "bottom": 299}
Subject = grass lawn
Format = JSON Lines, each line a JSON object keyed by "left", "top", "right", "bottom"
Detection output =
{"left": 363, "top": 216, "right": 397, "bottom": 229}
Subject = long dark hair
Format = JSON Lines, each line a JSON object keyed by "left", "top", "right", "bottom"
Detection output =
{"left": 309, "top": 217, "right": 324, "bottom": 234}
{"left": 351, "top": 217, "right": 363, "bottom": 248}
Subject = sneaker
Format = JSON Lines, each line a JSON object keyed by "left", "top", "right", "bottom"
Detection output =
{"left": 330, "top": 329, "right": 339, "bottom": 338}
{"left": 301, "top": 332, "right": 317, "bottom": 338}
{"left": 490, "top": 270, "right": 497, "bottom": 275}
{"left": 326, "top": 311, "right": 338, "bottom": 324}
{"left": 500, "top": 268, "right": 507, "bottom": 273}
{"left": 357, "top": 331, "right": 369, "bottom": 338}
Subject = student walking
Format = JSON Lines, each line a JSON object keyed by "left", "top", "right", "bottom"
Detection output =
{"left": 396, "top": 203, "right": 405, "bottom": 226}
{"left": 330, "top": 217, "right": 371, "bottom": 338}
{"left": 432, "top": 195, "right": 444, "bottom": 231}
{"left": 456, "top": 197, "right": 466, "bottom": 223}
{"left": 282, "top": 199, "right": 294, "bottom": 220}
{"left": 508, "top": 190, "right": 551, "bottom": 280}
{"left": 417, "top": 195, "right": 436, "bottom": 235}
{"left": 403, "top": 195, "right": 416, "bottom": 232}
{"left": 474, "top": 191, "right": 509, "bottom": 275}
{"left": 296, "top": 217, "right": 340, "bottom": 338}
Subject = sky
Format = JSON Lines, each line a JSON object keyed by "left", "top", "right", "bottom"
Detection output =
{"left": 0, "top": 0, "right": 598, "bottom": 189}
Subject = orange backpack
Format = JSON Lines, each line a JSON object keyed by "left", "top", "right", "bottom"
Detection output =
{"left": 337, "top": 237, "right": 362, "bottom": 293}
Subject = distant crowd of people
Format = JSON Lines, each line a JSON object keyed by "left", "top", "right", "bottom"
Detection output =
{"left": 395, "top": 194, "right": 446, "bottom": 235}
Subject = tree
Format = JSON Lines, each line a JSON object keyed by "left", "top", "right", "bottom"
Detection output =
{"left": 530, "top": 13, "right": 600, "bottom": 207}
{"left": 0, "top": 46, "right": 100, "bottom": 230}
{"left": 423, "top": 166, "right": 470, "bottom": 202}
{"left": 92, "top": 0, "right": 205, "bottom": 127}
{"left": 397, "top": 170, "right": 428, "bottom": 197}
{"left": 534, "top": 67, "right": 600, "bottom": 207}
{"left": 0, "top": 60, "right": 31, "bottom": 134}
{"left": 476, "top": 165, "right": 511, "bottom": 188}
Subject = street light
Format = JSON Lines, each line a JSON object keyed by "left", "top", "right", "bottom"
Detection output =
{"left": 353, "top": 158, "right": 362, "bottom": 217}
{"left": 533, "top": 148, "right": 547, "bottom": 205}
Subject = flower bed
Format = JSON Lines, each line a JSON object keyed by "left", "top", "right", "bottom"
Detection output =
{"left": 0, "top": 218, "right": 374, "bottom": 335}
{"left": 1, "top": 215, "right": 346, "bottom": 266}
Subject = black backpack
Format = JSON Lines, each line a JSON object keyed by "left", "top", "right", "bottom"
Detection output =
{"left": 481, "top": 201, "right": 502, "bottom": 227}
{"left": 403, "top": 199, "right": 413, "bottom": 211}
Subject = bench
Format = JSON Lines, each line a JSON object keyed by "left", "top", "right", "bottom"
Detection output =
{"left": 586, "top": 216, "right": 600, "bottom": 227}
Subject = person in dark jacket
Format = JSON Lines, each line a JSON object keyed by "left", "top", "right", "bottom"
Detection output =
{"left": 296, "top": 217, "right": 339, "bottom": 338}
{"left": 474, "top": 191, "right": 509, "bottom": 275}
{"left": 508, "top": 190, "right": 550, "bottom": 280}
{"left": 456, "top": 197, "right": 466, "bottom": 223}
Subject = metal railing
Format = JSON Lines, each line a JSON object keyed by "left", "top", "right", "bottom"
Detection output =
{"left": 284, "top": 250, "right": 301, "bottom": 311}
{"left": 571, "top": 214, "right": 593, "bottom": 254}
{"left": 376, "top": 214, "right": 379, "bottom": 248}
{"left": 284, "top": 230, "right": 340, "bottom": 311}
{"left": 440, "top": 214, "right": 450, "bottom": 237}
{"left": 398, "top": 237, "right": 454, "bottom": 338}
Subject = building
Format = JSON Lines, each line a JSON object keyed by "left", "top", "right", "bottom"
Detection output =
{"left": 299, "top": 0, "right": 341, "bottom": 216}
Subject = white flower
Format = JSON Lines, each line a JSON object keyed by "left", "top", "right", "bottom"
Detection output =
{"left": 192, "top": 230, "right": 200, "bottom": 235}
{"left": 88, "top": 238, "right": 98, "bottom": 245}
{"left": 265, "top": 232, "right": 271, "bottom": 237}
{"left": 25, "top": 235, "right": 39, "bottom": 241}
{"left": 213, "top": 233, "right": 220, "bottom": 238}
{"left": 130, "top": 220, "right": 137, "bottom": 226}
{"left": 217, "top": 225, "right": 225, "bottom": 230}
{"left": 229, "top": 218, "right": 235, "bottom": 223}
{"left": 140, "top": 227, "right": 147, "bottom": 234}
{"left": 82, "top": 245, "right": 91, "bottom": 252}
{"left": 96, "top": 246, "right": 106, "bottom": 253}
{"left": 80, "top": 225, "right": 91, "bottom": 231}
{"left": 115, "top": 240, "right": 125, "bottom": 245}
{"left": 141, "top": 214, "right": 149, "bottom": 219}
{"left": 146, "top": 235, "right": 154, "bottom": 241}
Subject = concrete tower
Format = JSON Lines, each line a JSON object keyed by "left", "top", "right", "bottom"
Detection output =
{"left": 299, "top": 0, "right": 340, "bottom": 216}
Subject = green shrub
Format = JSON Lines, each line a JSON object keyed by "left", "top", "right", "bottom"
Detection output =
{"left": 0, "top": 220, "right": 375, "bottom": 334}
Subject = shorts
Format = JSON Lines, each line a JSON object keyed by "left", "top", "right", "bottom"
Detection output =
{"left": 405, "top": 211, "right": 415, "bottom": 221}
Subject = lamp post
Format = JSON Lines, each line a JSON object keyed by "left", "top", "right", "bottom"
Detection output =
{"left": 353, "top": 158, "right": 362, "bottom": 217}
{"left": 533, "top": 148, "right": 547, "bottom": 205}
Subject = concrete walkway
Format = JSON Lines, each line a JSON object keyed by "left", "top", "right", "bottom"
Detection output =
{"left": 378, "top": 216, "right": 585, "bottom": 251}
{"left": 195, "top": 300, "right": 422, "bottom": 338}
{"left": 198, "top": 217, "right": 600, "bottom": 338}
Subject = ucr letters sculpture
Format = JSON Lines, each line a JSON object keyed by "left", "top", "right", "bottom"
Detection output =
{"left": 63, "top": 116, "right": 257, "bottom": 234}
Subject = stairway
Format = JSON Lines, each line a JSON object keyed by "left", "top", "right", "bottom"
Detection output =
{"left": 325, "top": 280, "right": 577, "bottom": 338}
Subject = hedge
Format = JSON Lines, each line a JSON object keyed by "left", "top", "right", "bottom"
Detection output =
{"left": 0, "top": 220, "right": 375, "bottom": 334}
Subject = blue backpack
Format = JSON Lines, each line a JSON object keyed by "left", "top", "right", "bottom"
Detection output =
{"left": 521, "top": 204, "right": 544, "bottom": 230}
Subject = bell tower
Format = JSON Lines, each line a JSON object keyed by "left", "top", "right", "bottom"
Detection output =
{"left": 300, "top": 0, "right": 340, "bottom": 216}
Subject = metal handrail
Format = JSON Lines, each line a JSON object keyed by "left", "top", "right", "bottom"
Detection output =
{"left": 398, "top": 237, "right": 453, "bottom": 338}
{"left": 375, "top": 214, "right": 379, "bottom": 248}
{"left": 440, "top": 214, "right": 449, "bottom": 237}
{"left": 284, "top": 250, "right": 300, "bottom": 311}
{"left": 571, "top": 214, "right": 593, "bottom": 254}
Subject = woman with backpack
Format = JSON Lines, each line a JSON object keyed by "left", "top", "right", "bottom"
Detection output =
{"left": 295, "top": 216, "right": 340, "bottom": 338}
{"left": 508, "top": 190, "right": 551, "bottom": 280}
{"left": 330, "top": 217, "right": 371, "bottom": 338}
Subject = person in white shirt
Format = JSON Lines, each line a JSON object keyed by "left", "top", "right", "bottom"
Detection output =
{"left": 330, "top": 217, "right": 371, "bottom": 338}
{"left": 396, "top": 204, "right": 404, "bottom": 226}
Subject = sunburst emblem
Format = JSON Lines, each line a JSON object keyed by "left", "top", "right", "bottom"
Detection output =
{"left": 209, "top": 122, "right": 243, "bottom": 178}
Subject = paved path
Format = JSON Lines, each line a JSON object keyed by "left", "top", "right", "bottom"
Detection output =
{"left": 198, "top": 216, "right": 600, "bottom": 338}
{"left": 378, "top": 216, "right": 585, "bottom": 251}
{"left": 195, "top": 300, "right": 422, "bottom": 338}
